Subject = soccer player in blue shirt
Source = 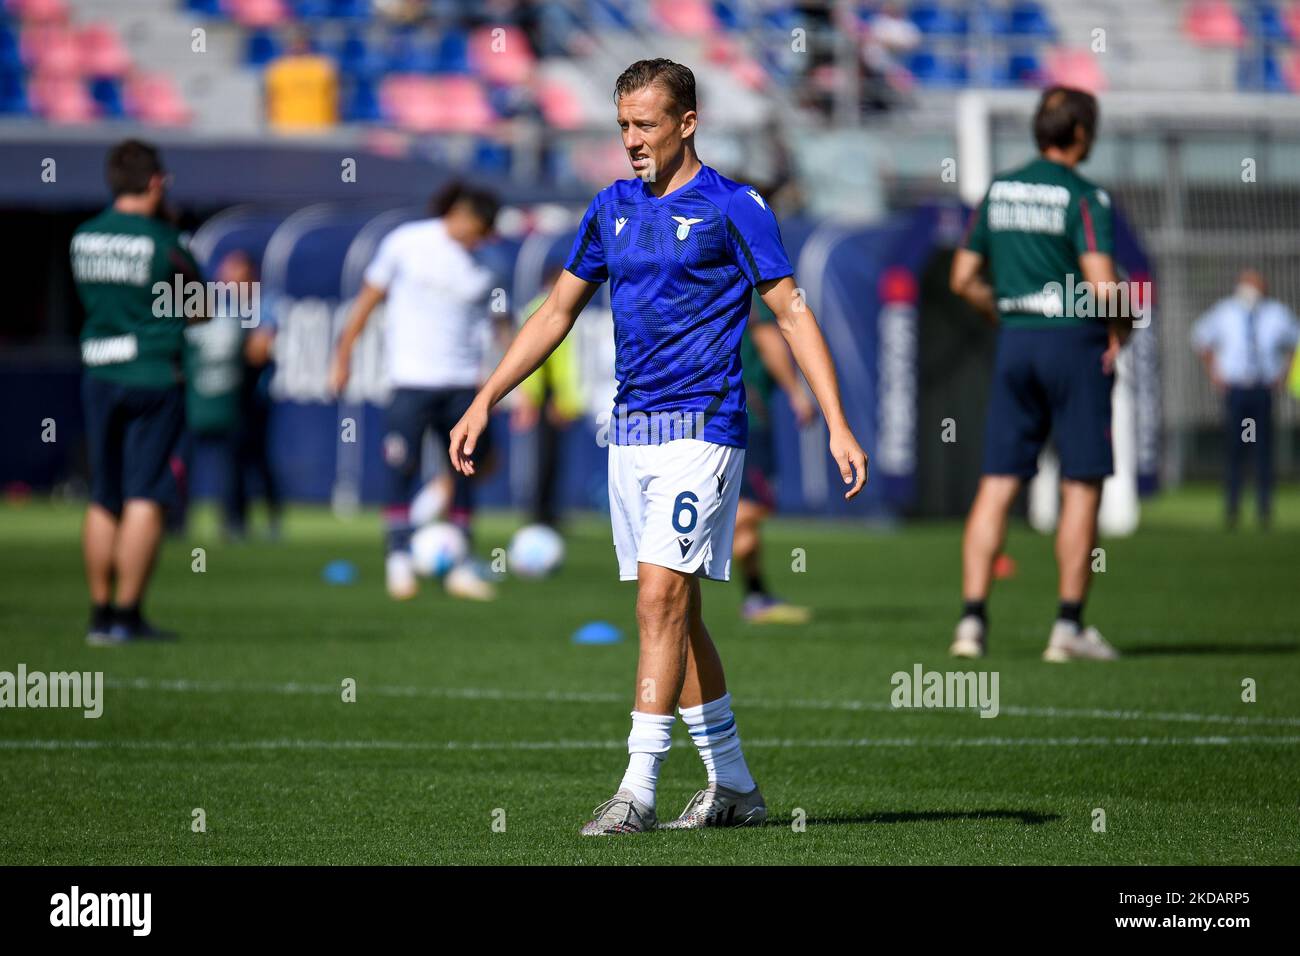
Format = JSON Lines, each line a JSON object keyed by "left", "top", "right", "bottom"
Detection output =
{"left": 449, "top": 59, "right": 867, "bottom": 835}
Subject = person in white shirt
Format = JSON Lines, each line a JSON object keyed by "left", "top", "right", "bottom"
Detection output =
{"left": 330, "top": 182, "right": 502, "bottom": 599}
{"left": 1193, "top": 269, "right": 1299, "bottom": 528}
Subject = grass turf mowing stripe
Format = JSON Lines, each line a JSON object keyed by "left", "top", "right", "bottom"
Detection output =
{"left": 4, "top": 735, "right": 1298, "bottom": 751}
{"left": 101, "top": 676, "right": 1300, "bottom": 728}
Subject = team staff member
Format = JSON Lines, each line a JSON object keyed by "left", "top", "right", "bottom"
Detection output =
{"left": 75, "top": 139, "right": 205, "bottom": 644}
{"left": 949, "top": 87, "right": 1130, "bottom": 662}
{"left": 1193, "top": 269, "right": 1299, "bottom": 529}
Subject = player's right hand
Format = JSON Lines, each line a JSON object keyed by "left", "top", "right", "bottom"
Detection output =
{"left": 449, "top": 401, "right": 490, "bottom": 476}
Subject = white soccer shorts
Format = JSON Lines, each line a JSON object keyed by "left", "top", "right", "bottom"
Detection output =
{"left": 608, "top": 438, "right": 745, "bottom": 582}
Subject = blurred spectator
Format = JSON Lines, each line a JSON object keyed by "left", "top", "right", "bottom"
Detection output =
{"left": 861, "top": 2, "right": 920, "bottom": 109}
{"left": 264, "top": 28, "right": 338, "bottom": 131}
{"left": 1192, "top": 269, "right": 1299, "bottom": 529}
{"left": 180, "top": 250, "right": 281, "bottom": 539}
{"left": 511, "top": 267, "right": 581, "bottom": 528}
{"left": 374, "top": 0, "right": 428, "bottom": 26}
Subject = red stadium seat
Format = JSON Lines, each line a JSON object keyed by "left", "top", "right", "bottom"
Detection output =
{"left": 537, "top": 76, "right": 583, "bottom": 129}
{"left": 653, "top": 0, "right": 717, "bottom": 35}
{"left": 225, "top": 0, "right": 289, "bottom": 29}
{"left": 380, "top": 74, "right": 494, "bottom": 133}
{"left": 30, "top": 71, "right": 94, "bottom": 122}
{"left": 125, "top": 72, "right": 192, "bottom": 126}
{"left": 1184, "top": 0, "right": 1245, "bottom": 47}
{"left": 79, "top": 23, "right": 131, "bottom": 78}
{"left": 7, "top": 0, "right": 69, "bottom": 24}
{"left": 468, "top": 25, "right": 534, "bottom": 85}
{"left": 23, "top": 22, "right": 79, "bottom": 78}
{"left": 1043, "top": 47, "right": 1106, "bottom": 92}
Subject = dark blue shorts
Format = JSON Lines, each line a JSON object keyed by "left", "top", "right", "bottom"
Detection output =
{"left": 982, "top": 324, "right": 1114, "bottom": 481}
{"left": 383, "top": 386, "right": 490, "bottom": 505}
{"left": 740, "top": 420, "right": 777, "bottom": 510}
{"left": 82, "top": 375, "right": 186, "bottom": 514}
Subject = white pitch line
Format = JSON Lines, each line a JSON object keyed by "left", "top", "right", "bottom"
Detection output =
{"left": 101, "top": 676, "right": 1300, "bottom": 729}
{"left": 1, "top": 735, "right": 1298, "bottom": 753}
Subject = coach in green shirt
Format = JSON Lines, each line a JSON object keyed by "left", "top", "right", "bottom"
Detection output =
{"left": 948, "top": 87, "right": 1132, "bottom": 663}
{"left": 75, "top": 140, "right": 204, "bottom": 644}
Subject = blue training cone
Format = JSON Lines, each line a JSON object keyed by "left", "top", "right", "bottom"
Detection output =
{"left": 572, "top": 621, "right": 623, "bottom": 645}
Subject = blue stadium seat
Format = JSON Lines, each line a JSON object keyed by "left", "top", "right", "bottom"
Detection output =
{"left": 588, "top": 0, "right": 636, "bottom": 31}
{"left": 291, "top": 0, "right": 333, "bottom": 19}
{"left": 969, "top": 7, "right": 1011, "bottom": 36}
{"left": 386, "top": 31, "right": 438, "bottom": 74}
{"left": 341, "top": 74, "right": 380, "bottom": 122}
{"left": 435, "top": 29, "right": 470, "bottom": 74}
{"left": 0, "top": 66, "right": 27, "bottom": 114}
{"left": 906, "top": 50, "right": 968, "bottom": 87}
{"left": 90, "top": 77, "right": 125, "bottom": 118}
{"left": 330, "top": 0, "right": 371, "bottom": 18}
{"left": 339, "top": 30, "right": 385, "bottom": 75}
{"left": 1008, "top": 49, "right": 1042, "bottom": 85}
{"left": 246, "top": 30, "right": 283, "bottom": 66}
{"left": 0, "top": 24, "right": 20, "bottom": 68}
{"left": 1251, "top": 3, "right": 1291, "bottom": 43}
{"left": 712, "top": 0, "right": 746, "bottom": 30}
{"left": 1008, "top": 2, "right": 1056, "bottom": 39}
{"left": 184, "top": 0, "right": 224, "bottom": 15}
{"left": 909, "top": 4, "right": 969, "bottom": 36}
{"left": 1238, "top": 49, "right": 1289, "bottom": 92}
{"left": 473, "top": 140, "right": 511, "bottom": 176}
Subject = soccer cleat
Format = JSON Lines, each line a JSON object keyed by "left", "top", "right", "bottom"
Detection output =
{"left": 949, "top": 615, "right": 986, "bottom": 658}
{"left": 88, "top": 619, "right": 179, "bottom": 646}
{"left": 386, "top": 551, "right": 419, "bottom": 601}
{"left": 659, "top": 782, "right": 767, "bottom": 830}
{"left": 579, "top": 789, "right": 656, "bottom": 836}
{"left": 1043, "top": 622, "right": 1119, "bottom": 662}
{"left": 444, "top": 561, "right": 496, "bottom": 601}
{"left": 741, "top": 593, "right": 812, "bottom": 624}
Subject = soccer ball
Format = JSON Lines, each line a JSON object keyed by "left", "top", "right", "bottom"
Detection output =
{"left": 508, "top": 524, "right": 565, "bottom": 579}
{"left": 411, "top": 522, "right": 467, "bottom": 578}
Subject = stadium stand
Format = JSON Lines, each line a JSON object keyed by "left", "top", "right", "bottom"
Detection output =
{"left": 5, "top": 2, "right": 1300, "bottom": 135}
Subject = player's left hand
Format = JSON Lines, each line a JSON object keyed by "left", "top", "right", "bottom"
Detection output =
{"left": 829, "top": 428, "right": 868, "bottom": 500}
{"left": 790, "top": 390, "right": 816, "bottom": 428}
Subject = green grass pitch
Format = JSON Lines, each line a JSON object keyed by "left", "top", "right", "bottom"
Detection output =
{"left": 0, "top": 487, "right": 1296, "bottom": 865}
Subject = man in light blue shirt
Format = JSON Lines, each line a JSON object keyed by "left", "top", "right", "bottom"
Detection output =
{"left": 1192, "top": 270, "right": 1299, "bottom": 528}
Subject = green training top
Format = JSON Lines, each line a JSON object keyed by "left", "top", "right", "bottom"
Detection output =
{"left": 963, "top": 156, "right": 1115, "bottom": 328}
{"left": 183, "top": 316, "right": 245, "bottom": 435}
{"left": 73, "top": 207, "right": 201, "bottom": 388}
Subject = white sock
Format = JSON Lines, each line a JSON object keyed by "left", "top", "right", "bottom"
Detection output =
{"left": 678, "top": 692, "right": 756, "bottom": 793}
{"left": 618, "top": 711, "right": 675, "bottom": 808}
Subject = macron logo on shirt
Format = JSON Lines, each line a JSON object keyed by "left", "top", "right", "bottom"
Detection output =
{"left": 615, "top": 216, "right": 629, "bottom": 237}
{"left": 746, "top": 189, "right": 766, "bottom": 209}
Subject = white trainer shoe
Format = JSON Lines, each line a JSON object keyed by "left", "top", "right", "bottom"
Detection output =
{"left": 444, "top": 561, "right": 497, "bottom": 601}
{"left": 385, "top": 551, "right": 419, "bottom": 601}
{"left": 1043, "top": 622, "right": 1119, "bottom": 662}
{"left": 949, "top": 615, "right": 986, "bottom": 658}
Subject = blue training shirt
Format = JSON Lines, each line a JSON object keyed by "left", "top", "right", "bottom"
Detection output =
{"left": 565, "top": 164, "right": 794, "bottom": 448}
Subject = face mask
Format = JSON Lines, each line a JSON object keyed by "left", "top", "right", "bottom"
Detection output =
{"left": 1235, "top": 283, "right": 1262, "bottom": 308}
